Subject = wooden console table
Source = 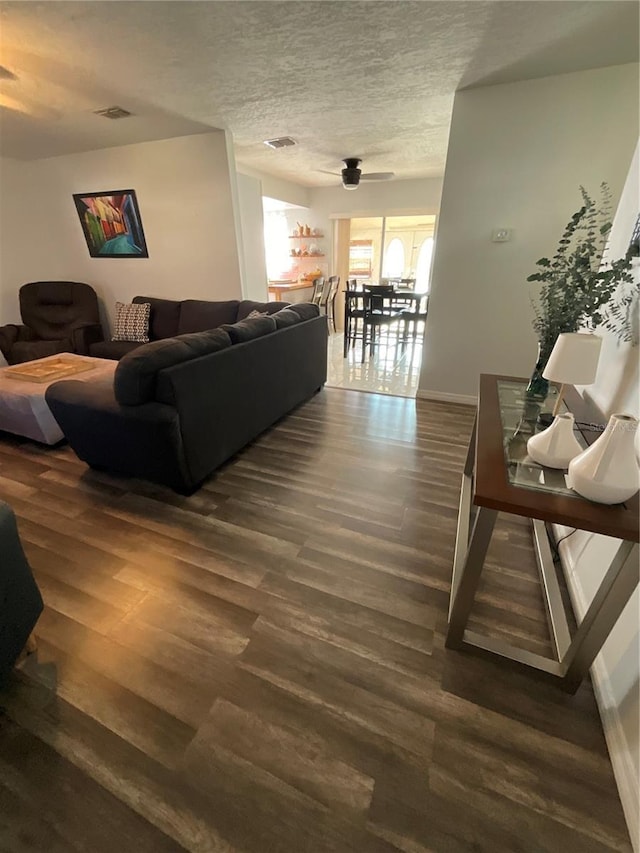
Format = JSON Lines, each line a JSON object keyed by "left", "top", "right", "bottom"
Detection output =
{"left": 445, "top": 374, "right": 639, "bottom": 693}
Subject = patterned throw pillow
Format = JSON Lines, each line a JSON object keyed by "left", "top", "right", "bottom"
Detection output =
{"left": 247, "top": 309, "right": 269, "bottom": 318}
{"left": 112, "top": 301, "right": 151, "bottom": 343}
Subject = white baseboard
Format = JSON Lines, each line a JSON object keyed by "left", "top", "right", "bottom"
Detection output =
{"left": 415, "top": 389, "right": 477, "bottom": 406}
{"left": 556, "top": 532, "right": 639, "bottom": 852}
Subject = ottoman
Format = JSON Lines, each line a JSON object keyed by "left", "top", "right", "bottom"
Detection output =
{"left": 0, "top": 353, "right": 117, "bottom": 444}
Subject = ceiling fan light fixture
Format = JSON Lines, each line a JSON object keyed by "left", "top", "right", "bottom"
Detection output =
{"left": 341, "top": 157, "right": 362, "bottom": 190}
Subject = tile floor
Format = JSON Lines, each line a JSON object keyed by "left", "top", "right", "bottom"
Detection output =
{"left": 326, "top": 329, "right": 423, "bottom": 398}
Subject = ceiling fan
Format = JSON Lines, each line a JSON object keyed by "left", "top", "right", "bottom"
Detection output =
{"left": 320, "top": 158, "right": 395, "bottom": 190}
{"left": 0, "top": 66, "right": 60, "bottom": 119}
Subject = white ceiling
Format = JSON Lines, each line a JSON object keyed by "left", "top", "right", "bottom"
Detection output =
{"left": 0, "top": 1, "right": 637, "bottom": 186}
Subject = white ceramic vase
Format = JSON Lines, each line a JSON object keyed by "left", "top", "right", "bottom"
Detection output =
{"left": 567, "top": 413, "right": 640, "bottom": 504}
{"left": 526, "top": 413, "right": 582, "bottom": 469}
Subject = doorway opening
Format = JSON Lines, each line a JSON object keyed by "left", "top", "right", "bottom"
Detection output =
{"left": 327, "top": 213, "right": 436, "bottom": 398}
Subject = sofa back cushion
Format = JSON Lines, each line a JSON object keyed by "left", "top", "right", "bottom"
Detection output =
{"left": 286, "top": 302, "right": 320, "bottom": 321}
{"left": 133, "top": 295, "right": 181, "bottom": 340}
{"left": 221, "top": 314, "right": 277, "bottom": 344}
{"left": 236, "top": 300, "right": 287, "bottom": 321}
{"left": 273, "top": 308, "right": 301, "bottom": 329}
{"left": 178, "top": 300, "right": 240, "bottom": 334}
{"left": 114, "top": 328, "right": 232, "bottom": 405}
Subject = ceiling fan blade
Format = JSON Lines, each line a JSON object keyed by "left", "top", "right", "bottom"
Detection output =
{"left": 360, "top": 172, "right": 395, "bottom": 181}
{"left": 0, "top": 93, "right": 60, "bottom": 119}
{"left": 317, "top": 169, "right": 341, "bottom": 176}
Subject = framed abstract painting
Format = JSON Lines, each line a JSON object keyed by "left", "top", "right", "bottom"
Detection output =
{"left": 73, "top": 189, "right": 149, "bottom": 258}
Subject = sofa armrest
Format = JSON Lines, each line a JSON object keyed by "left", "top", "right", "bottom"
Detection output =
{"left": 45, "top": 380, "right": 193, "bottom": 492}
{"left": 0, "top": 324, "right": 32, "bottom": 360}
{"left": 0, "top": 501, "right": 44, "bottom": 683}
{"left": 0, "top": 325, "right": 18, "bottom": 361}
{"left": 71, "top": 323, "right": 104, "bottom": 355}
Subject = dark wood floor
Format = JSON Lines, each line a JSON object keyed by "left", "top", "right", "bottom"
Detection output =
{"left": 0, "top": 389, "right": 631, "bottom": 852}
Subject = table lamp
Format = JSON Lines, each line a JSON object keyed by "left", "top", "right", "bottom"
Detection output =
{"left": 543, "top": 332, "right": 603, "bottom": 416}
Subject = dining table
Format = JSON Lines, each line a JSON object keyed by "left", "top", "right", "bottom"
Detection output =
{"left": 343, "top": 286, "right": 428, "bottom": 358}
{"left": 362, "top": 285, "right": 427, "bottom": 312}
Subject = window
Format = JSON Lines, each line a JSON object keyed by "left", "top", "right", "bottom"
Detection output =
{"left": 263, "top": 210, "right": 292, "bottom": 280}
{"left": 349, "top": 239, "right": 374, "bottom": 278}
{"left": 415, "top": 237, "right": 434, "bottom": 293}
{"left": 382, "top": 237, "right": 404, "bottom": 279}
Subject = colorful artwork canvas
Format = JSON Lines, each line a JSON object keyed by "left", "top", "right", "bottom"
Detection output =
{"left": 73, "top": 189, "right": 149, "bottom": 258}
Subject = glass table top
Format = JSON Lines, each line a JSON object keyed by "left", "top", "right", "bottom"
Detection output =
{"left": 497, "top": 380, "right": 588, "bottom": 498}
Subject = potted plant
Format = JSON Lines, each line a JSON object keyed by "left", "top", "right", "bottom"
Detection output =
{"left": 526, "top": 183, "right": 637, "bottom": 398}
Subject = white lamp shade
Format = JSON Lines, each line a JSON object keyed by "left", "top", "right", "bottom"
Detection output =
{"left": 542, "top": 332, "right": 602, "bottom": 385}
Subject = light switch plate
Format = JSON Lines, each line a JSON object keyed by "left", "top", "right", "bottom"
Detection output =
{"left": 492, "top": 228, "right": 512, "bottom": 242}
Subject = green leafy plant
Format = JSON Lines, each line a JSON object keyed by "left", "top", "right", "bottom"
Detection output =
{"left": 527, "top": 183, "right": 637, "bottom": 366}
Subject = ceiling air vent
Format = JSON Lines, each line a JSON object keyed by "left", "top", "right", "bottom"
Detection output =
{"left": 94, "top": 106, "right": 133, "bottom": 120}
{"left": 263, "top": 137, "right": 296, "bottom": 150}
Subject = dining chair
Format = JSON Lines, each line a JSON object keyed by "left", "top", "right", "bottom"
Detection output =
{"left": 325, "top": 275, "right": 341, "bottom": 332}
{"left": 360, "top": 291, "right": 403, "bottom": 363}
{"left": 364, "top": 284, "right": 397, "bottom": 316}
{"left": 343, "top": 288, "right": 365, "bottom": 356}
{"left": 310, "top": 277, "right": 325, "bottom": 305}
{"left": 399, "top": 293, "right": 429, "bottom": 344}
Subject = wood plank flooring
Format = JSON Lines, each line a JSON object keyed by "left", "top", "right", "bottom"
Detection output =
{"left": 0, "top": 388, "right": 631, "bottom": 852}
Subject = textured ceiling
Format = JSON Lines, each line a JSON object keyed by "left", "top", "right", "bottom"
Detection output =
{"left": 0, "top": 1, "right": 637, "bottom": 186}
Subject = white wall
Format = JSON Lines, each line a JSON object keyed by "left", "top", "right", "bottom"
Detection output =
{"left": 235, "top": 174, "right": 443, "bottom": 287}
{"left": 557, "top": 142, "right": 640, "bottom": 851}
{"left": 0, "top": 156, "right": 25, "bottom": 326}
{"left": 418, "top": 64, "right": 640, "bottom": 846}
{"left": 308, "top": 177, "right": 443, "bottom": 276}
{"left": 236, "top": 173, "right": 268, "bottom": 301}
{"left": 0, "top": 133, "right": 243, "bottom": 332}
{"left": 239, "top": 166, "right": 311, "bottom": 209}
{"left": 418, "top": 63, "right": 639, "bottom": 403}
{"left": 585, "top": 142, "right": 640, "bottom": 420}
{"left": 309, "top": 177, "right": 443, "bottom": 222}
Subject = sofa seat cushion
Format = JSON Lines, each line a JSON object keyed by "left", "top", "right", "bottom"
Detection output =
{"left": 286, "top": 302, "right": 320, "bottom": 321}
{"left": 178, "top": 300, "right": 240, "bottom": 334}
{"left": 236, "top": 300, "right": 288, "bottom": 321}
{"left": 133, "top": 296, "right": 182, "bottom": 341}
{"left": 11, "top": 339, "right": 71, "bottom": 364}
{"left": 273, "top": 308, "right": 301, "bottom": 329}
{"left": 221, "top": 315, "right": 277, "bottom": 344}
{"left": 90, "top": 340, "right": 141, "bottom": 360}
{"left": 114, "top": 329, "right": 232, "bottom": 405}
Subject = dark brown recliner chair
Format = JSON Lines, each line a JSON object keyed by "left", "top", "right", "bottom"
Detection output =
{"left": 0, "top": 281, "right": 104, "bottom": 365}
